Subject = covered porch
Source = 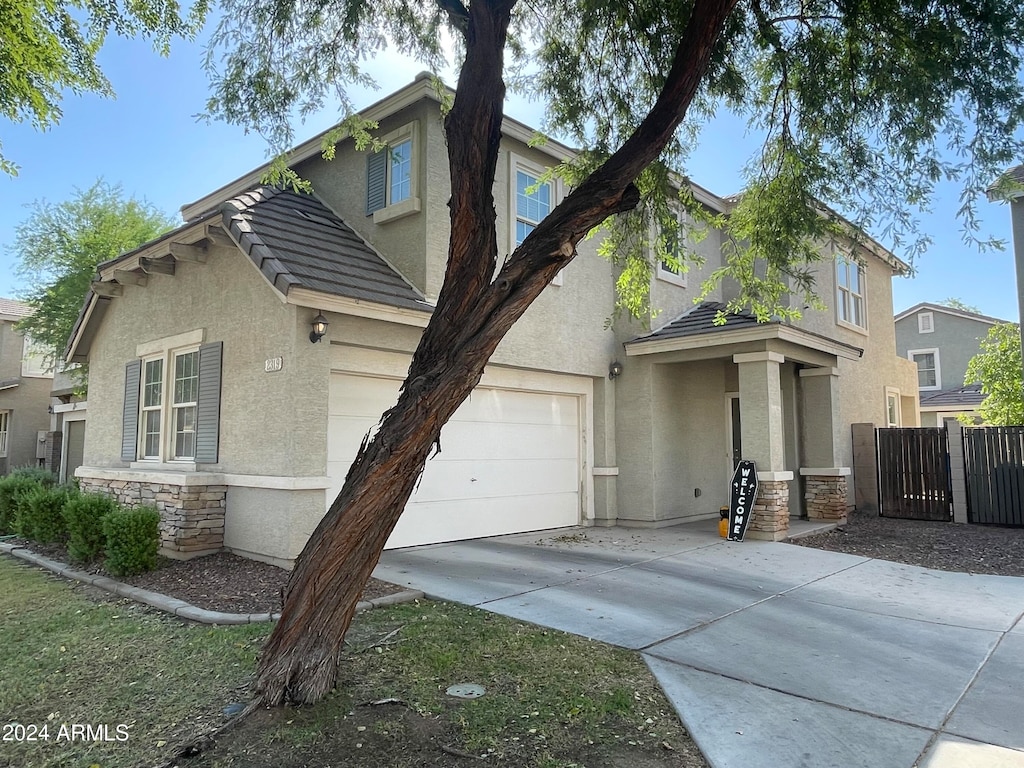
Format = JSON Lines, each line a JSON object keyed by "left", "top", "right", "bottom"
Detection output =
{"left": 622, "top": 303, "right": 863, "bottom": 540}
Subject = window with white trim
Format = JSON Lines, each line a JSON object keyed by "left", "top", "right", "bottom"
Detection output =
{"left": 510, "top": 153, "right": 562, "bottom": 285}
{"left": 885, "top": 388, "right": 901, "bottom": 427}
{"left": 367, "top": 122, "right": 421, "bottom": 224}
{"left": 909, "top": 348, "right": 940, "bottom": 390}
{"left": 918, "top": 312, "right": 934, "bottom": 333}
{"left": 21, "top": 334, "right": 54, "bottom": 378}
{"left": 139, "top": 349, "right": 199, "bottom": 461}
{"left": 0, "top": 411, "right": 9, "bottom": 457}
{"left": 656, "top": 216, "right": 687, "bottom": 287}
{"left": 836, "top": 255, "right": 866, "bottom": 329}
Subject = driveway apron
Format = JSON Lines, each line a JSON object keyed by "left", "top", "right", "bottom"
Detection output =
{"left": 375, "top": 522, "right": 1024, "bottom": 768}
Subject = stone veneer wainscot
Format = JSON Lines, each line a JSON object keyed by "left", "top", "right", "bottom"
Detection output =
{"left": 747, "top": 479, "right": 790, "bottom": 540}
{"left": 77, "top": 473, "right": 226, "bottom": 558}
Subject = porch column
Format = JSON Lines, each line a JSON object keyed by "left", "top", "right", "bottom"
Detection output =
{"left": 798, "top": 367, "right": 851, "bottom": 522}
{"left": 734, "top": 352, "right": 793, "bottom": 539}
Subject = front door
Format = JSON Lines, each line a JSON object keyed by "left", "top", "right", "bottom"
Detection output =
{"left": 727, "top": 393, "right": 742, "bottom": 470}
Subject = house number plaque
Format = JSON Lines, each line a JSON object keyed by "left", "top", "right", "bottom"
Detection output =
{"left": 265, "top": 357, "right": 283, "bottom": 373}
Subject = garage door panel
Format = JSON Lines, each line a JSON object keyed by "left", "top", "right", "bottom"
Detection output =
{"left": 412, "top": 458, "right": 579, "bottom": 502}
{"left": 385, "top": 493, "right": 580, "bottom": 550}
{"left": 432, "top": 422, "right": 578, "bottom": 461}
{"left": 456, "top": 389, "right": 579, "bottom": 426}
{"left": 329, "top": 372, "right": 584, "bottom": 549}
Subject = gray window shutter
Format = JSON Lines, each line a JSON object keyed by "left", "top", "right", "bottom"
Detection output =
{"left": 121, "top": 360, "right": 141, "bottom": 462}
{"left": 366, "top": 149, "right": 387, "bottom": 215}
{"left": 195, "top": 341, "right": 222, "bottom": 464}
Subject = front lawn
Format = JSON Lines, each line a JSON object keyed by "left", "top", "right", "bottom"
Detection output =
{"left": 0, "top": 557, "right": 707, "bottom": 768}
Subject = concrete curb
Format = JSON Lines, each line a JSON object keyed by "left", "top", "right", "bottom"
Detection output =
{"left": 0, "top": 541, "right": 424, "bottom": 624}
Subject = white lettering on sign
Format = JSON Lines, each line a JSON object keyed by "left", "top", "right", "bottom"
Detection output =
{"left": 265, "top": 357, "right": 283, "bottom": 373}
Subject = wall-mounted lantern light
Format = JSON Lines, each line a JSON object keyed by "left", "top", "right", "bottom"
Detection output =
{"left": 309, "top": 312, "right": 329, "bottom": 343}
{"left": 608, "top": 361, "right": 624, "bottom": 380}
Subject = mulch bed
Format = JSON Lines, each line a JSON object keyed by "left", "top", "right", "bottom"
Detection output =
{"left": 5, "top": 538, "right": 405, "bottom": 614}
{"left": 794, "top": 509, "right": 1024, "bottom": 576}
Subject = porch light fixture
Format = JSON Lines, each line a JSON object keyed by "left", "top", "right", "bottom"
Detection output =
{"left": 309, "top": 311, "right": 329, "bottom": 343}
{"left": 608, "top": 361, "right": 624, "bottom": 380}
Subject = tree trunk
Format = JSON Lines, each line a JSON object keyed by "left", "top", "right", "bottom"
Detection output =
{"left": 255, "top": 0, "right": 739, "bottom": 706}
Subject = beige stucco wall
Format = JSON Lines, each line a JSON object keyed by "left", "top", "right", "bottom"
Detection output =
{"left": 0, "top": 320, "right": 53, "bottom": 473}
{"left": 81, "top": 244, "right": 331, "bottom": 477}
{"left": 223, "top": 486, "right": 327, "bottom": 568}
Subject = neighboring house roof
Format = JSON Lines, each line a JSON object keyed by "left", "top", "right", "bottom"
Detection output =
{"left": 918, "top": 384, "right": 985, "bottom": 410}
{"left": 625, "top": 301, "right": 865, "bottom": 360}
{"left": 987, "top": 164, "right": 1024, "bottom": 201}
{"left": 0, "top": 297, "right": 32, "bottom": 321}
{"left": 894, "top": 301, "right": 1008, "bottom": 326}
{"left": 221, "top": 187, "right": 427, "bottom": 312}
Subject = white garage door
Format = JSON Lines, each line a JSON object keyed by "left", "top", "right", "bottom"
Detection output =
{"left": 327, "top": 372, "right": 582, "bottom": 549}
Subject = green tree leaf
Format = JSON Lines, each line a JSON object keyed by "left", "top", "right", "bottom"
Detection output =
{"left": 964, "top": 323, "right": 1024, "bottom": 426}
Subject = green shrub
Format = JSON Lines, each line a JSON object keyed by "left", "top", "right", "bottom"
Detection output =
{"left": 0, "top": 471, "right": 54, "bottom": 535}
{"left": 16, "top": 485, "right": 73, "bottom": 543}
{"left": 102, "top": 506, "right": 161, "bottom": 576}
{"left": 63, "top": 492, "right": 118, "bottom": 563}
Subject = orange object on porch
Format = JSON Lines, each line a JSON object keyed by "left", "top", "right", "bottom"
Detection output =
{"left": 719, "top": 507, "right": 729, "bottom": 538}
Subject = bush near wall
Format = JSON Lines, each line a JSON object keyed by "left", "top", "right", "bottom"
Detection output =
{"left": 0, "top": 469, "right": 56, "bottom": 535}
{"left": 63, "top": 492, "right": 119, "bottom": 563}
{"left": 16, "top": 485, "right": 74, "bottom": 543}
{"left": 102, "top": 506, "right": 161, "bottom": 576}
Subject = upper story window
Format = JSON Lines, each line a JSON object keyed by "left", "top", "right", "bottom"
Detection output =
{"left": 0, "top": 411, "right": 8, "bottom": 458}
{"left": 656, "top": 216, "right": 687, "bottom": 288}
{"left": 21, "top": 334, "right": 54, "bottom": 378}
{"left": 122, "top": 331, "right": 222, "bottom": 466}
{"left": 836, "top": 255, "right": 866, "bottom": 329}
{"left": 918, "top": 312, "right": 934, "bottom": 333}
{"left": 366, "top": 122, "right": 421, "bottom": 224}
{"left": 909, "top": 348, "right": 940, "bottom": 391}
{"left": 510, "top": 152, "right": 562, "bottom": 285}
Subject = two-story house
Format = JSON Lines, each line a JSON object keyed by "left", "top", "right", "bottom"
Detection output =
{"left": 894, "top": 302, "right": 1008, "bottom": 426}
{"left": 64, "top": 74, "right": 918, "bottom": 566}
{"left": 0, "top": 298, "right": 57, "bottom": 475}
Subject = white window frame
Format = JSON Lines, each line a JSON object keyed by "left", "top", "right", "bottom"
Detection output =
{"left": 655, "top": 213, "right": 688, "bottom": 288}
{"left": 509, "top": 152, "right": 564, "bottom": 286}
{"left": 0, "top": 411, "right": 9, "bottom": 458}
{"left": 21, "top": 334, "right": 54, "bottom": 379}
{"left": 169, "top": 349, "right": 200, "bottom": 461}
{"left": 835, "top": 255, "right": 867, "bottom": 331}
{"left": 372, "top": 122, "right": 422, "bottom": 225}
{"left": 918, "top": 311, "right": 934, "bottom": 334}
{"left": 885, "top": 387, "right": 902, "bottom": 427}
{"left": 132, "top": 329, "right": 204, "bottom": 467}
{"left": 908, "top": 347, "right": 941, "bottom": 391}
{"left": 139, "top": 356, "right": 165, "bottom": 460}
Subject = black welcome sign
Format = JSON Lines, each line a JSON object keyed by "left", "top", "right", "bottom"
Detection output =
{"left": 728, "top": 460, "right": 758, "bottom": 541}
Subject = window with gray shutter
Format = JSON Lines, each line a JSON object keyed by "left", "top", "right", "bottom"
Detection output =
{"left": 121, "top": 360, "right": 141, "bottom": 461}
{"left": 195, "top": 341, "right": 222, "bottom": 463}
{"left": 366, "top": 149, "right": 387, "bottom": 215}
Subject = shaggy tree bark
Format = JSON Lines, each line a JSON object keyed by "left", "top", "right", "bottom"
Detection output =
{"left": 255, "top": 0, "right": 740, "bottom": 706}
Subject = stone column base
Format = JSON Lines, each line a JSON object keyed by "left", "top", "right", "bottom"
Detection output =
{"left": 747, "top": 479, "right": 790, "bottom": 541}
{"left": 77, "top": 476, "right": 226, "bottom": 558}
{"left": 805, "top": 475, "right": 849, "bottom": 522}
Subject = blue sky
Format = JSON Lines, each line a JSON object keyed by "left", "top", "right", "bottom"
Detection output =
{"left": 0, "top": 27, "right": 1019, "bottom": 322}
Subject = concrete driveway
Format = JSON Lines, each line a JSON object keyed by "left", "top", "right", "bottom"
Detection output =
{"left": 374, "top": 520, "right": 1024, "bottom": 768}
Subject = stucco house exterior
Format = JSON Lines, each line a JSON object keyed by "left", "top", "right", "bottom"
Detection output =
{"left": 894, "top": 302, "right": 1007, "bottom": 426}
{"left": 0, "top": 298, "right": 57, "bottom": 475}
{"left": 65, "top": 75, "right": 919, "bottom": 567}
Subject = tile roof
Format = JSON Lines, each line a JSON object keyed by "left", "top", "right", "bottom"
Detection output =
{"left": 220, "top": 187, "right": 429, "bottom": 312}
{"left": 635, "top": 301, "right": 763, "bottom": 343}
{"left": 919, "top": 384, "right": 985, "bottom": 408}
{"left": 0, "top": 298, "right": 32, "bottom": 318}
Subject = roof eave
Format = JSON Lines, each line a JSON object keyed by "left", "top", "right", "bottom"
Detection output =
{"left": 624, "top": 322, "right": 863, "bottom": 360}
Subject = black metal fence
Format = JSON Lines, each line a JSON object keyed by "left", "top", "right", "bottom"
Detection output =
{"left": 964, "top": 426, "right": 1024, "bottom": 526}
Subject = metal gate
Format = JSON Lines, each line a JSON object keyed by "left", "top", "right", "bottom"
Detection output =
{"left": 876, "top": 427, "right": 953, "bottom": 521}
{"left": 963, "top": 427, "right": 1024, "bottom": 526}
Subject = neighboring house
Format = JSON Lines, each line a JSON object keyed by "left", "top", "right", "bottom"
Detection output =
{"left": 894, "top": 302, "right": 1007, "bottom": 426}
{"left": 65, "top": 74, "right": 918, "bottom": 567}
{"left": 49, "top": 368, "right": 88, "bottom": 484}
{"left": 0, "top": 299, "right": 56, "bottom": 475}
